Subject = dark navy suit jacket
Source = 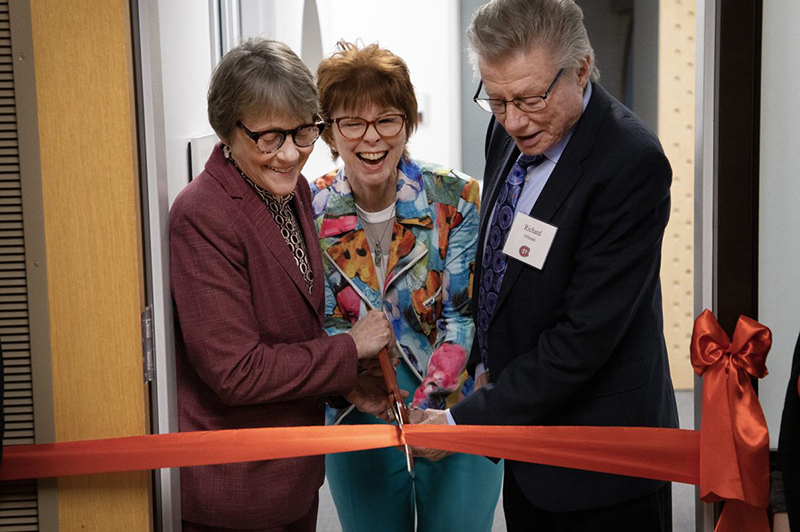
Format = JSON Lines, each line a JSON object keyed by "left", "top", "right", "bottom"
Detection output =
{"left": 779, "top": 331, "right": 800, "bottom": 529}
{"left": 451, "top": 83, "right": 679, "bottom": 511}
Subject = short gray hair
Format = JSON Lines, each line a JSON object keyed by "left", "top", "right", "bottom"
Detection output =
{"left": 207, "top": 38, "right": 319, "bottom": 142}
{"left": 467, "top": 0, "right": 600, "bottom": 82}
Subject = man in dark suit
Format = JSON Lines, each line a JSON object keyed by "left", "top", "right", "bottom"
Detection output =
{"left": 778, "top": 331, "right": 800, "bottom": 529}
{"left": 411, "top": 0, "right": 678, "bottom": 529}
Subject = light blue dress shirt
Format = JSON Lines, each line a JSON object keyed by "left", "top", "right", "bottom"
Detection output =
{"left": 444, "top": 83, "right": 593, "bottom": 426}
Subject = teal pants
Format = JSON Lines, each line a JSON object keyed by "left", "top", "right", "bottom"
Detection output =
{"left": 325, "top": 365, "right": 503, "bottom": 532}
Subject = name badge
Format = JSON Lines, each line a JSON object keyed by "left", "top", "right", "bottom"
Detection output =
{"left": 502, "top": 213, "right": 558, "bottom": 269}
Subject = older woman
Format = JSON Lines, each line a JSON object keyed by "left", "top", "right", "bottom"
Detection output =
{"left": 311, "top": 42, "right": 503, "bottom": 532}
{"left": 170, "top": 38, "right": 395, "bottom": 532}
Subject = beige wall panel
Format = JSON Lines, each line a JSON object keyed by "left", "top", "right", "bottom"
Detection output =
{"left": 30, "top": 0, "right": 151, "bottom": 529}
{"left": 658, "top": 0, "right": 696, "bottom": 389}
{"left": 58, "top": 473, "right": 152, "bottom": 531}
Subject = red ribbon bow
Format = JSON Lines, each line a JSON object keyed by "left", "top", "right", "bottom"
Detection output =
{"left": 690, "top": 309, "right": 771, "bottom": 532}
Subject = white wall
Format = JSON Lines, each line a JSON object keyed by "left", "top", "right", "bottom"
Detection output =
{"left": 630, "top": 0, "right": 658, "bottom": 130}
{"left": 758, "top": 0, "right": 800, "bottom": 444}
{"left": 580, "top": 0, "right": 628, "bottom": 101}
{"left": 157, "top": 0, "right": 461, "bottom": 201}
{"left": 320, "top": 0, "right": 461, "bottom": 178}
{"left": 239, "top": 0, "right": 462, "bottom": 181}
{"left": 459, "top": 0, "right": 491, "bottom": 182}
{"left": 157, "top": 0, "right": 215, "bottom": 206}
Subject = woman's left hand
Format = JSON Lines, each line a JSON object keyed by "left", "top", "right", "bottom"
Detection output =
{"left": 345, "top": 372, "right": 408, "bottom": 416}
{"left": 358, "top": 353, "right": 400, "bottom": 378}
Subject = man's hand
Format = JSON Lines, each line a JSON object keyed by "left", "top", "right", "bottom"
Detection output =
{"left": 347, "top": 310, "right": 397, "bottom": 361}
{"left": 475, "top": 370, "right": 490, "bottom": 391}
{"left": 408, "top": 408, "right": 453, "bottom": 461}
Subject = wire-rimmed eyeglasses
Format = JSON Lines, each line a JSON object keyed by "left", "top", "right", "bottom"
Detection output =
{"left": 473, "top": 69, "right": 564, "bottom": 114}
{"left": 236, "top": 121, "right": 325, "bottom": 154}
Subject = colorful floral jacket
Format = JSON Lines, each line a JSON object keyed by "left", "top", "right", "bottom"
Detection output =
{"left": 311, "top": 158, "right": 481, "bottom": 421}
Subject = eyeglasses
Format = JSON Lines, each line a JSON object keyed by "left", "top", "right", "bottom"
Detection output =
{"left": 236, "top": 121, "right": 325, "bottom": 154}
{"left": 330, "top": 113, "right": 406, "bottom": 140}
{"left": 473, "top": 69, "right": 564, "bottom": 114}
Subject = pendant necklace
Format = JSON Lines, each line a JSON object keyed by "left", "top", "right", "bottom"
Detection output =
{"left": 357, "top": 205, "right": 396, "bottom": 269}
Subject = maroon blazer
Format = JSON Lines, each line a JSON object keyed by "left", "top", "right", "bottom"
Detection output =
{"left": 170, "top": 144, "right": 358, "bottom": 530}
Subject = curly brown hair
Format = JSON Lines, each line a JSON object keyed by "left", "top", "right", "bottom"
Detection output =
{"left": 316, "top": 40, "right": 418, "bottom": 160}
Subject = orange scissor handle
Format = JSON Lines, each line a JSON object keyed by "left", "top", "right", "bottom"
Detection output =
{"left": 378, "top": 348, "right": 409, "bottom": 424}
{"left": 378, "top": 347, "right": 414, "bottom": 476}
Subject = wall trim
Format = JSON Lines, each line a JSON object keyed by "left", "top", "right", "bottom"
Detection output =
{"left": 8, "top": 0, "right": 59, "bottom": 529}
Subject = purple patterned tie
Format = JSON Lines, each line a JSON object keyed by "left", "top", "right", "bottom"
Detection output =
{"left": 477, "top": 153, "right": 545, "bottom": 371}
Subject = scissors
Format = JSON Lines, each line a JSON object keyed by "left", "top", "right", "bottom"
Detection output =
{"left": 378, "top": 347, "right": 414, "bottom": 477}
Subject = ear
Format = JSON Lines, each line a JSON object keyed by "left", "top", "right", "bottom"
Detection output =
{"left": 576, "top": 55, "right": 592, "bottom": 88}
{"left": 321, "top": 128, "right": 339, "bottom": 160}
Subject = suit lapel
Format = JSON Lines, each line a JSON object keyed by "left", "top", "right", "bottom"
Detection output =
{"left": 489, "top": 83, "right": 612, "bottom": 322}
{"left": 478, "top": 136, "right": 519, "bottom": 243}
{"left": 293, "top": 183, "right": 325, "bottom": 312}
{"left": 206, "top": 145, "right": 318, "bottom": 311}
{"left": 474, "top": 135, "right": 519, "bottom": 300}
{"left": 240, "top": 189, "right": 318, "bottom": 308}
{"left": 493, "top": 157, "right": 584, "bottom": 314}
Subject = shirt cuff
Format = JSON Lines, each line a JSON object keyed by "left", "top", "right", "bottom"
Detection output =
{"left": 475, "top": 363, "right": 487, "bottom": 382}
{"left": 444, "top": 408, "right": 456, "bottom": 425}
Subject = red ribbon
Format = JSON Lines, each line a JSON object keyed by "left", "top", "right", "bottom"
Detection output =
{"left": 0, "top": 424, "right": 699, "bottom": 483}
{"left": 0, "top": 309, "right": 776, "bottom": 532}
{"left": 690, "top": 309, "right": 771, "bottom": 532}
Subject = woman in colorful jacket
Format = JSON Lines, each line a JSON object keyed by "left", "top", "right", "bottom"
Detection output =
{"left": 311, "top": 41, "right": 503, "bottom": 532}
